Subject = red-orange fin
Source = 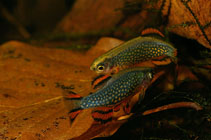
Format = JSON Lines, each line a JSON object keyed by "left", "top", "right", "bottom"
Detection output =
{"left": 113, "top": 104, "right": 121, "bottom": 112}
{"left": 123, "top": 102, "right": 131, "bottom": 114}
{"left": 65, "top": 91, "right": 82, "bottom": 100}
{"left": 152, "top": 58, "right": 172, "bottom": 66}
{"left": 92, "top": 107, "right": 113, "bottom": 124}
{"left": 141, "top": 28, "right": 165, "bottom": 38}
{"left": 92, "top": 74, "right": 105, "bottom": 85}
{"left": 91, "top": 74, "right": 111, "bottom": 89}
{"left": 69, "top": 108, "right": 82, "bottom": 122}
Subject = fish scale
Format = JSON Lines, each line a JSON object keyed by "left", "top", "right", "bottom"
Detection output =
{"left": 80, "top": 68, "right": 152, "bottom": 109}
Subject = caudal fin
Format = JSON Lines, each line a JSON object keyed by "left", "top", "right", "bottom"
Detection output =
{"left": 63, "top": 91, "right": 83, "bottom": 122}
{"left": 92, "top": 107, "right": 114, "bottom": 124}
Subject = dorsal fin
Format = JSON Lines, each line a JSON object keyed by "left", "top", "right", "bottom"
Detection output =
{"left": 141, "top": 28, "right": 165, "bottom": 38}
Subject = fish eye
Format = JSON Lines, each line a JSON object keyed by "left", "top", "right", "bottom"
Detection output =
{"left": 97, "top": 65, "right": 105, "bottom": 71}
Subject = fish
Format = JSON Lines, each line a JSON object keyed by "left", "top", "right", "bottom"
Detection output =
{"left": 90, "top": 28, "right": 177, "bottom": 75}
{"left": 63, "top": 67, "right": 155, "bottom": 124}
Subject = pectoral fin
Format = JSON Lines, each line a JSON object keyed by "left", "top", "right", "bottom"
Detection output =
{"left": 91, "top": 74, "right": 111, "bottom": 89}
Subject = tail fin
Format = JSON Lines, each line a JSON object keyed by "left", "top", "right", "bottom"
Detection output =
{"left": 63, "top": 91, "right": 83, "bottom": 122}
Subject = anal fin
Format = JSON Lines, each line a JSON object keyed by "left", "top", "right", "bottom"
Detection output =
{"left": 113, "top": 104, "right": 121, "bottom": 112}
{"left": 92, "top": 107, "right": 113, "bottom": 124}
{"left": 69, "top": 108, "right": 82, "bottom": 122}
{"left": 123, "top": 102, "right": 131, "bottom": 114}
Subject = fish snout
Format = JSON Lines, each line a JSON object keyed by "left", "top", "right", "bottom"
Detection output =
{"left": 90, "top": 65, "right": 95, "bottom": 71}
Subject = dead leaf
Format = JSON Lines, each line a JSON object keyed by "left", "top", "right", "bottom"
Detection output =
{"left": 164, "top": 0, "right": 211, "bottom": 49}
{"left": 0, "top": 37, "right": 129, "bottom": 140}
{"left": 55, "top": 0, "right": 124, "bottom": 33}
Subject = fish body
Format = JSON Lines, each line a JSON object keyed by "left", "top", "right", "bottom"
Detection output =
{"left": 90, "top": 31, "right": 177, "bottom": 74}
{"left": 81, "top": 67, "right": 153, "bottom": 109}
{"left": 64, "top": 67, "right": 154, "bottom": 123}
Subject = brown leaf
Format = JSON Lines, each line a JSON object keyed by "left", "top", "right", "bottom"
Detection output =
{"left": 55, "top": 0, "right": 124, "bottom": 33}
{"left": 165, "top": 0, "right": 211, "bottom": 48}
{"left": 0, "top": 37, "right": 128, "bottom": 140}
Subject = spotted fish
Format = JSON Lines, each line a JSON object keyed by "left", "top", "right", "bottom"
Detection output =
{"left": 64, "top": 67, "right": 154, "bottom": 124}
{"left": 90, "top": 28, "right": 177, "bottom": 75}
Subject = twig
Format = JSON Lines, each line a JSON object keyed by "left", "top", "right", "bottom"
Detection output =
{"left": 142, "top": 101, "right": 202, "bottom": 116}
{"left": 118, "top": 101, "right": 202, "bottom": 121}
{"left": 0, "top": 96, "right": 63, "bottom": 114}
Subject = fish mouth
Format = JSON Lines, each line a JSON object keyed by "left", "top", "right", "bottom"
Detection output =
{"left": 90, "top": 65, "right": 95, "bottom": 71}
